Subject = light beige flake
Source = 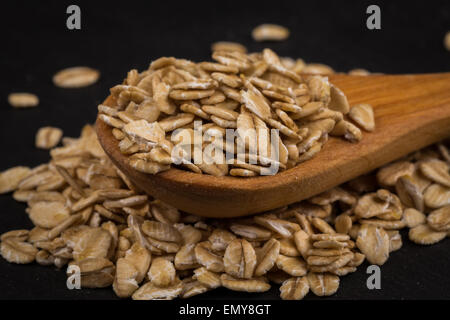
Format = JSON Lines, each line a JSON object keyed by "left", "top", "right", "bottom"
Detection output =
{"left": 113, "top": 258, "right": 140, "bottom": 298}
{"left": 335, "top": 214, "right": 353, "bottom": 234}
{"left": 53, "top": 67, "right": 100, "bottom": 88}
{"left": 29, "top": 201, "right": 71, "bottom": 229}
{"left": 208, "top": 229, "right": 236, "bottom": 251}
{"left": 72, "top": 227, "right": 112, "bottom": 261}
{"left": 212, "top": 51, "right": 252, "bottom": 71}
{"left": 174, "top": 244, "right": 199, "bottom": 270}
{"left": 194, "top": 241, "right": 224, "bottom": 273}
{"left": 276, "top": 255, "right": 307, "bottom": 277}
{"left": 35, "top": 127, "right": 63, "bottom": 149}
{"left": 202, "top": 105, "right": 239, "bottom": 121}
{"left": 36, "top": 250, "right": 55, "bottom": 266}
{"left": 103, "top": 195, "right": 148, "bottom": 209}
{"left": 348, "top": 104, "right": 375, "bottom": 132}
{"left": 387, "top": 230, "right": 403, "bottom": 252}
{"left": 328, "top": 84, "right": 349, "bottom": 114}
{"left": 309, "top": 186, "right": 357, "bottom": 206}
{"left": 0, "top": 239, "right": 38, "bottom": 264}
{"left": 307, "top": 272, "right": 339, "bottom": 296}
{"left": 427, "top": 206, "right": 450, "bottom": 232}
{"left": 311, "top": 217, "right": 336, "bottom": 234}
{"left": 354, "top": 192, "right": 392, "bottom": 219}
{"left": 229, "top": 224, "right": 272, "bottom": 241}
{"left": 123, "top": 119, "right": 164, "bottom": 145}
{"left": 241, "top": 86, "right": 272, "bottom": 120}
{"left": 148, "top": 257, "right": 176, "bottom": 287}
{"left": 211, "top": 41, "right": 247, "bottom": 53}
{"left": 409, "top": 224, "right": 447, "bottom": 245}
{"left": 424, "top": 184, "right": 450, "bottom": 208}
{"left": 356, "top": 224, "right": 389, "bottom": 265}
{"left": 293, "top": 229, "right": 311, "bottom": 258}
{"left": 306, "top": 255, "right": 339, "bottom": 266}
{"left": 444, "top": 31, "right": 450, "bottom": 51}
{"left": 151, "top": 200, "right": 180, "bottom": 224}
{"left": 302, "top": 64, "right": 335, "bottom": 75}
{"left": 142, "top": 221, "right": 182, "bottom": 243}
{"left": 403, "top": 208, "right": 426, "bottom": 228}
{"left": 419, "top": 159, "right": 450, "bottom": 187}
{"left": 254, "top": 238, "right": 280, "bottom": 276}
{"left": 69, "top": 257, "right": 115, "bottom": 288}
{"left": 193, "top": 267, "right": 222, "bottom": 289}
{"left": 180, "top": 103, "right": 210, "bottom": 120}
{"left": 349, "top": 68, "right": 370, "bottom": 76}
{"left": 152, "top": 77, "right": 176, "bottom": 114}
{"left": 146, "top": 236, "right": 180, "bottom": 254}
{"left": 0, "top": 166, "right": 31, "bottom": 194}
{"left": 230, "top": 168, "right": 258, "bottom": 177}
{"left": 252, "top": 24, "right": 290, "bottom": 42}
{"left": 278, "top": 237, "right": 300, "bottom": 256}
{"left": 199, "top": 62, "right": 239, "bottom": 74}
{"left": 308, "top": 252, "right": 354, "bottom": 273}
{"left": 395, "top": 175, "right": 425, "bottom": 211}
{"left": 8, "top": 93, "right": 39, "bottom": 108}
{"left": 129, "top": 158, "right": 170, "bottom": 175}
{"left": 181, "top": 279, "right": 209, "bottom": 298}
{"left": 1, "top": 230, "right": 29, "bottom": 242}
{"left": 132, "top": 279, "right": 183, "bottom": 300}
{"left": 359, "top": 218, "right": 406, "bottom": 230}
{"left": 310, "top": 233, "right": 350, "bottom": 242}
{"left": 124, "top": 242, "right": 151, "bottom": 283}
{"left": 254, "top": 216, "right": 300, "bottom": 238}
{"left": 224, "top": 238, "right": 256, "bottom": 279}
{"left": 279, "top": 277, "right": 310, "bottom": 300}
{"left": 377, "top": 161, "right": 415, "bottom": 186}
{"left": 331, "top": 120, "right": 362, "bottom": 142}
{"left": 220, "top": 274, "right": 271, "bottom": 292}
{"left": 348, "top": 252, "right": 365, "bottom": 267}
{"left": 175, "top": 224, "right": 202, "bottom": 245}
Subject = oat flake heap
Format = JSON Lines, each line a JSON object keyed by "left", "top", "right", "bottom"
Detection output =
{"left": 0, "top": 123, "right": 448, "bottom": 299}
{"left": 98, "top": 47, "right": 374, "bottom": 177}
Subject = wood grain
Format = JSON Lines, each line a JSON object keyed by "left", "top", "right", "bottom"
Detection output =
{"left": 96, "top": 73, "right": 450, "bottom": 218}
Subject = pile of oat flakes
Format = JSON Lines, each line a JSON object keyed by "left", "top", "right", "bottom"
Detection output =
{"left": 1, "top": 39, "right": 449, "bottom": 300}
{"left": 0, "top": 123, "right": 448, "bottom": 299}
{"left": 98, "top": 46, "right": 374, "bottom": 177}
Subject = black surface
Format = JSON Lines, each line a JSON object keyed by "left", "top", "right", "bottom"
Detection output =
{"left": 0, "top": 0, "right": 449, "bottom": 300}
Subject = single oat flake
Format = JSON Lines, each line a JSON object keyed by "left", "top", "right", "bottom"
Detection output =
{"left": 35, "top": 127, "right": 63, "bottom": 149}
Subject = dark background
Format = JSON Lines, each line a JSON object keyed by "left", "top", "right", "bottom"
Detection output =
{"left": 0, "top": 0, "right": 449, "bottom": 300}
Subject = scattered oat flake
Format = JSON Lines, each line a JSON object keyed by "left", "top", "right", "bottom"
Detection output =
{"left": 8, "top": 93, "right": 39, "bottom": 108}
{"left": 252, "top": 24, "right": 290, "bottom": 42}
{"left": 0, "top": 166, "right": 31, "bottom": 194}
{"left": 53, "top": 67, "right": 100, "bottom": 88}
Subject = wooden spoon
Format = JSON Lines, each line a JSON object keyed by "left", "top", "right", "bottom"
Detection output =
{"left": 96, "top": 73, "right": 450, "bottom": 218}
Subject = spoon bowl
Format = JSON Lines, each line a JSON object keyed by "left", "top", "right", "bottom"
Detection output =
{"left": 96, "top": 73, "right": 450, "bottom": 218}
